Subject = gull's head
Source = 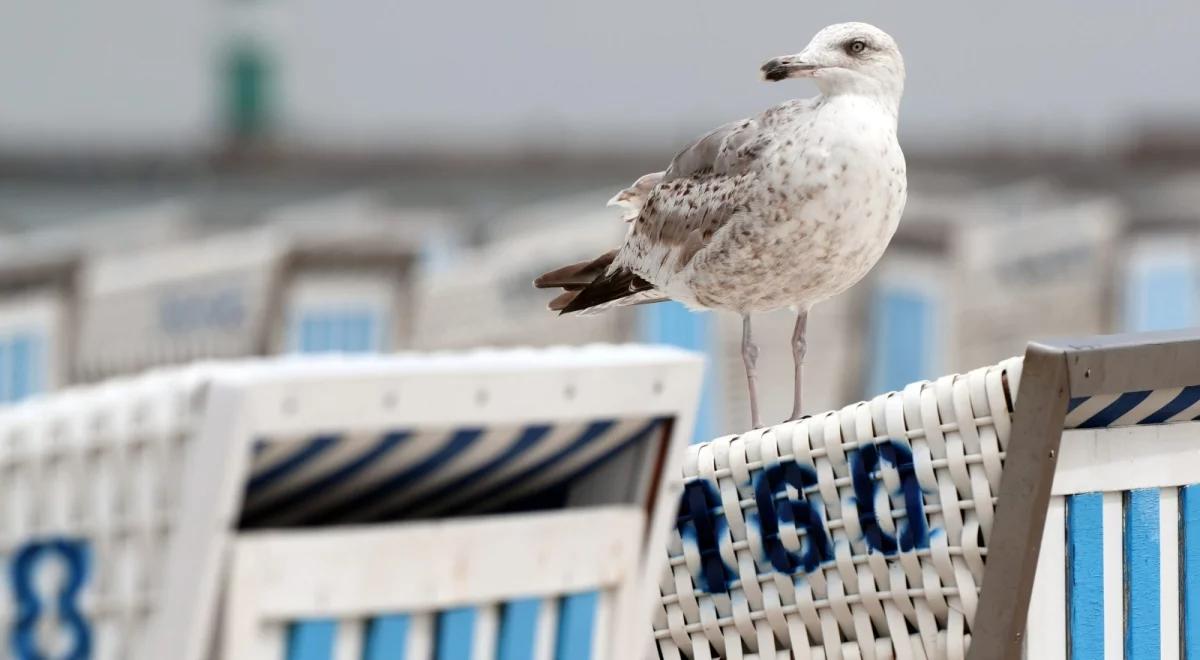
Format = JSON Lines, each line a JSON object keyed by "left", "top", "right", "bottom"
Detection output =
{"left": 761, "top": 22, "right": 904, "bottom": 101}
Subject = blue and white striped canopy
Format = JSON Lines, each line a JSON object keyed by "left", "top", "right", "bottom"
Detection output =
{"left": 241, "top": 417, "right": 669, "bottom": 527}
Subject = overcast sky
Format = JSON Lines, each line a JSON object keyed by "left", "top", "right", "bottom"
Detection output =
{"left": 2, "top": 1, "right": 1198, "bottom": 155}
{"left": 384, "top": 1, "right": 1200, "bottom": 153}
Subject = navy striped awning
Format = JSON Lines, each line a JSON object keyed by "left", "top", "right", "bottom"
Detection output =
{"left": 1065, "top": 385, "right": 1200, "bottom": 429}
{"left": 240, "top": 417, "right": 669, "bottom": 527}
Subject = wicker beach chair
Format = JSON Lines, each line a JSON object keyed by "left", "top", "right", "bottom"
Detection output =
{"left": 652, "top": 330, "right": 1200, "bottom": 659}
{"left": 0, "top": 345, "right": 703, "bottom": 660}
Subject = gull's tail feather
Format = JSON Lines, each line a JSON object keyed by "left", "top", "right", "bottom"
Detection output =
{"left": 533, "top": 250, "right": 618, "bottom": 290}
{"left": 535, "top": 251, "right": 664, "bottom": 315}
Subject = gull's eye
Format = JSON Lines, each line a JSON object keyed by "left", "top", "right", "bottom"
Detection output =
{"left": 845, "top": 39, "right": 868, "bottom": 55}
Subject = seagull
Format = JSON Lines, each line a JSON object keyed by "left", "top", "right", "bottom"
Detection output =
{"left": 535, "top": 22, "right": 907, "bottom": 429}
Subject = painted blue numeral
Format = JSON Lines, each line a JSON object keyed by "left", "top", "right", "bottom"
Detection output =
{"left": 753, "top": 461, "right": 833, "bottom": 573}
{"left": 675, "top": 479, "right": 734, "bottom": 593}
{"left": 10, "top": 539, "right": 92, "bottom": 660}
{"left": 850, "top": 439, "right": 929, "bottom": 553}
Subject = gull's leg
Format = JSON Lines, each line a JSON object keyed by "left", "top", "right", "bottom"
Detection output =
{"left": 787, "top": 308, "right": 810, "bottom": 422}
{"left": 741, "top": 314, "right": 762, "bottom": 429}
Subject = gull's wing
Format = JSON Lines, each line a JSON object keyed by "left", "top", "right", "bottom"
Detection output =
{"left": 541, "top": 102, "right": 812, "bottom": 314}
{"left": 664, "top": 117, "right": 769, "bottom": 179}
{"left": 558, "top": 171, "right": 752, "bottom": 314}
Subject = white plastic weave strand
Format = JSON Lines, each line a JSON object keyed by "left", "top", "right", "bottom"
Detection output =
{"left": 654, "top": 358, "right": 1022, "bottom": 660}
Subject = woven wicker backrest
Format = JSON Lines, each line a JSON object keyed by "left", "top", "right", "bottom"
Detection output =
{"left": 654, "top": 330, "right": 1200, "bottom": 660}
{"left": 653, "top": 358, "right": 1023, "bottom": 658}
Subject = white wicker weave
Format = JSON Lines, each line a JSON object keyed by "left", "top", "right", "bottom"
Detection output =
{"left": 653, "top": 357, "right": 1024, "bottom": 659}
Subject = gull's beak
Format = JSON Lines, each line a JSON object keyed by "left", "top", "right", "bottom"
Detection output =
{"left": 760, "top": 54, "right": 820, "bottom": 81}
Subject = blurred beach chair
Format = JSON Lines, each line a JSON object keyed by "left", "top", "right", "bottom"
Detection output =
{"left": 651, "top": 330, "right": 1200, "bottom": 659}
{"left": 0, "top": 344, "right": 703, "bottom": 660}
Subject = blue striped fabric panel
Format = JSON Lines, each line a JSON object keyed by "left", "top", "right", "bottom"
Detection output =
{"left": 244, "top": 432, "right": 411, "bottom": 526}
{"left": 1185, "top": 485, "right": 1200, "bottom": 658}
{"left": 364, "top": 615, "right": 409, "bottom": 660}
{"left": 1125, "top": 488, "right": 1160, "bottom": 659}
{"left": 1066, "top": 385, "right": 1200, "bottom": 429}
{"left": 286, "top": 620, "right": 337, "bottom": 660}
{"left": 245, "top": 417, "right": 668, "bottom": 524}
{"left": 247, "top": 435, "right": 341, "bottom": 494}
{"left": 1068, "top": 492, "right": 1104, "bottom": 660}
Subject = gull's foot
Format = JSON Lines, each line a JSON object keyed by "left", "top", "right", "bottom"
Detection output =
{"left": 783, "top": 414, "right": 812, "bottom": 423}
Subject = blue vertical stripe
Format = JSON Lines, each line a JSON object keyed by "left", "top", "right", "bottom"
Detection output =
{"left": 342, "top": 313, "right": 362, "bottom": 352}
{"left": 286, "top": 620, "right": 337, "bottom": 660}
{"left": 870, "top": 287, "right": 934, "bottom": 395}
{"left": 0, "top": 342, "right": 8, "bottom": 402}
{"left": 555, "top": 592, "right": 598, "bottom": 660}
{"left": 499, "top": 599, "right": 541, "bottom": 660}
{"left": 10, "top": 334, "right": 31, "bottom": 401}
{"left": 1125, "top": 488, "right": 1160, "bottom": 659}
{"left": 295, "top": 309, "right": 383, "bottom": 354}
{"left": 365, "top": 615, "right": 409, "bottom": 660}
{"left": 1068, "top": 492, "right": 1104, "bottom": 660}
{"left": 1126, "top": 259, "right": 1198, "bottom": 332}
{"left": 365, "top": 313, "right": 381, "bottom": 351}
{"left": 435, "top": 608, "right": 476, "bottom": 660}
{"left": 327, "top": 313, "right": 345, "bottom": 352}
{"left": 27, "top": 335, "right": 42, "bottom": 395}
{"left": 639, "top": 301, "right": 715, "bottom": 442}
{"left": 311, "top": 315, "right": 332, "bottom": 352}
{"left": 1183, "top": 485, "right": 1200, "bottom": 658}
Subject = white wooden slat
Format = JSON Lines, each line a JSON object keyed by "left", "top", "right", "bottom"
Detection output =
{"left": 232, "top": 508, "right": 642, "bottom": 619}
{"left": 1055, "top": 422, "right": 1200, "bottom": 494}
{"left": 333, "top": 620, "right": 364, "bottom": 660}
{"left": 534, "top": 597, "right": 559, "bottom": 660}
{"left": 473, "top": 605, "right": 500, "bottom": 660}
{"left": 591, "top": 588, "right": 613, "bottom": 660}
{"left": 1103, "top": 491, "right": 1124, "bottom": 660}
{"left": 259, "top": 621, "right": 286, "bottom": 660}
{"left": 1025, "top": 496, "right": 1067, "bottom": 659}
{"left": 407, "top": 613, "right": 435, "bottom": 660}
{"left": 1161, "top": 487, "right": 1181, "bottom": 660}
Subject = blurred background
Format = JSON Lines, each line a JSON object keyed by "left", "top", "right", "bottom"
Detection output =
{"left": 1, "top": 1, "right": 1199, "bottom": 438}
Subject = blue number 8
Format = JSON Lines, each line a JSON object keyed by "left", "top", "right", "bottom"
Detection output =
{"left": 10, "top": 539, "right": 91, "bottom": 660}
